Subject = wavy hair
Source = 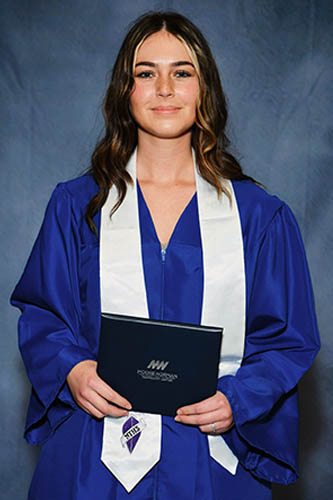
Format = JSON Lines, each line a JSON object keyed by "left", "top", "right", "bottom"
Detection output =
{"left": 86, "top": 10, "right": 255, "bottom": 234}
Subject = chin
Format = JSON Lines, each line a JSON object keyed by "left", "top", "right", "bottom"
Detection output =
{"left": 139, "top": 124, "right": 194, "bottom": 140}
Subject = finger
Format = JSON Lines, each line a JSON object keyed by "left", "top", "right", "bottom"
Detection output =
{"left": 79, "top": 394, "right": 130, "bottom": 418}
{"left": 78, "top": 399, "right": 106, "bottom": 419}
{"left": 105, "top": 405, "right": 130, "bottom": 418}
{"left": 199, "top": 419, "right": 234, "bottom": 434}
{"left": 177, "top": 393, "right": 224, "bottom": 416}
{"left": 91, "top": 377, "right": 132, "bottom": 410}
{"left": 83, "top": 389, "right": 130, "bottom": 417}
{"left": 175, "top": 408, "right": 224, "bottom": 427}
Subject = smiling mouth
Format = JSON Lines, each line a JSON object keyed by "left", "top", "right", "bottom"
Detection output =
{"left": 151, "top": 106, "right": 181, "bottom": 113}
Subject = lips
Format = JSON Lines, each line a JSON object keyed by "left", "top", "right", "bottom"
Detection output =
{"left": 151, "top": 106, "right": 181, "bottom": 114}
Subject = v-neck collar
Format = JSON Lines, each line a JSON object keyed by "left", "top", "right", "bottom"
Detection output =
{"left": 136, "top": 180, "right": 198, "bottom": 250}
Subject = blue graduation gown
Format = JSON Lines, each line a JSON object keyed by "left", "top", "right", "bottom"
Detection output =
{"left": 11, "top": 174, "right": 320, "bottom": 499}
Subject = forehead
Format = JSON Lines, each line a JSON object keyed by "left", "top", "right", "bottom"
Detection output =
{"left": 135, "top": 30, "right": 192, "bottom": 62}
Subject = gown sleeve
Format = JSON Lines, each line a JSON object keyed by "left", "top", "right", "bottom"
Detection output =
{"left": 10, "top": 184, "right": 96, "bottom": 445}
{"left": 217, "top": 203, "right": 320, "bottom": 484}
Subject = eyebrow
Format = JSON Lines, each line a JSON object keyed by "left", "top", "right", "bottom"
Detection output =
{"left": 135, "top": 61, "right": 195, "bottom": 68}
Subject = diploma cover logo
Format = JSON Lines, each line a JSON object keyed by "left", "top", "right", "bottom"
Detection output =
{"left": 121, "top": 416, "right": 147, "bottom": 453}
{"left": 146, "top": 359, "right": 169, "bottom": 370}
{"left": 136, "top": 359, "right": 178, "bottom": 382}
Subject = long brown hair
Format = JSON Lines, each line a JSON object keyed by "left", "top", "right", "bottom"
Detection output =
{"left": 86, "top": 10, "right": 255, "bottom": 234}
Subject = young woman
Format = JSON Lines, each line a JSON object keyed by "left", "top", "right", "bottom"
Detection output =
{"left": 11, "top": 11, "right": 320, "bottom": 500}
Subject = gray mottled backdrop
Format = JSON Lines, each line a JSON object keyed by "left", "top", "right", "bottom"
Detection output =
{"left": 1, "top": 1, "right": 332, "bottom": 498}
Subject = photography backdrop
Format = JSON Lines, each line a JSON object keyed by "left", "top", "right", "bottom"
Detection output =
{"left": 1, "top": 1, "right": 332, "bottom": 498}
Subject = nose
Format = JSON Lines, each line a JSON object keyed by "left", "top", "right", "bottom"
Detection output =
{"left": 156, "top": 75, "right": 174, "bottom": 97}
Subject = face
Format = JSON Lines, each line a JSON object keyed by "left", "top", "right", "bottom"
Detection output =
{"left": 130, "top": 30, "right": 199, "bottom": 141}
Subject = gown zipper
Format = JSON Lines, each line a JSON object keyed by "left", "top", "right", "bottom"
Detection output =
{"left": 160, "top": 245, "right": 167, "bottom": 319}
{"left": 153, "top": 244, "right": 168, "bottom": 499}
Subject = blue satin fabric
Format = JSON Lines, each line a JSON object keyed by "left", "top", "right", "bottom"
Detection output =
{"left": 11, "top": 175, "right": 320, "bottom": 499}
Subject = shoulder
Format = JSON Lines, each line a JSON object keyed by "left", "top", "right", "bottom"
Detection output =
{"left": 231, "top": 180, "right": 292, "bottom": 242}
{"left": 231, "top": 180, "right": 284, "bottom": 217}
{"left": 41, "top": 174, "right": 100, "bottom": 242}
{"left": 48, "top": 173, "right": 98, "bottom": 219}
{"left": 55, "top": 173, "right": 98, "bottom": 203}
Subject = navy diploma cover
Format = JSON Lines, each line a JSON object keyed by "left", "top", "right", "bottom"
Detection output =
{"left": 97, "top": 313, "right": 223, "bottom": 416}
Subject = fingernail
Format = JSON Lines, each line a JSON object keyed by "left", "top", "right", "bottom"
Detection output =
{"left": 177, "top": 410, "right": 183, "bottom": 415}
{"left": 174, "top": 416, "right": 180, "bottom": 422}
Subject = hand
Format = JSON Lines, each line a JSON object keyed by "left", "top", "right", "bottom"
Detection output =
{"left": 66, "top": 360, "right": 132, "bottom": 419}
{"left": 174, "top": 391, "right": 234, "bottom": 434}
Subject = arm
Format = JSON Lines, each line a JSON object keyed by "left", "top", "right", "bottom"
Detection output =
{"left": 176, "top": 204, "right": 320, "bottom": 482}
{"left": 11, "top": 185, "right": 94, "bottom": 413}
{"left": 11, "top": 184, "right": 130, "bottom": 444}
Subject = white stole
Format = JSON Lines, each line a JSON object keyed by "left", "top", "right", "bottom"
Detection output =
{"left": 100, "top": 148, "right": 246, "bottom": 492}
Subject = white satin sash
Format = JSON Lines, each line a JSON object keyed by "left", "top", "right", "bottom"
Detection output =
{"left": 100, "top": 148, "right": 246, "bottom": 492}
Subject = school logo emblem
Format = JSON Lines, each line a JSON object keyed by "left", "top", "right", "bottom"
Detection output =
{"left": 146, "top": 359, "right": 169, "bottom": 371}
{"left": 121, "top": 416, "right": 147, "bottom": 453}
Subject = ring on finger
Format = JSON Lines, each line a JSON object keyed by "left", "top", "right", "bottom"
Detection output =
{"left": 211, "top": 422, "right": 216, "bottom": 434}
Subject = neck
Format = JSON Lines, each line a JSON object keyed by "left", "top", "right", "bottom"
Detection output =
{"left": 136, "top": 132, "right": 195, "bottom": 186}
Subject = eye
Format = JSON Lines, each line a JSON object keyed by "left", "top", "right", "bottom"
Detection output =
{"left": 175, "top": 70, "right": 192, "bottom": 78}
{"left": 136, "top": 71, "right": 153, "bottom": 78}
